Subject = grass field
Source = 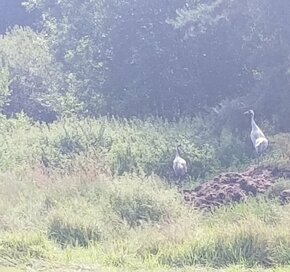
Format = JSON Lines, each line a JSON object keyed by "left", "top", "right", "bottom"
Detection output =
{"left": 1, "top": 166, "right": 290, "bottom": 271}
{"left": 1, "top": 116, "right": 290, "bottom": 271}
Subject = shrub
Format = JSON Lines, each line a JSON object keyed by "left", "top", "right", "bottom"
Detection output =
{"left": 216, "top": 128, "right": 251, "bottom": 168}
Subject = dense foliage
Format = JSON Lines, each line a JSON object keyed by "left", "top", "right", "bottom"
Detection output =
{"left": 0, "top": 0, "right": 288, "bottom": 130}
{"left": 0, "top": 114, "right": 254, "bottom": 180}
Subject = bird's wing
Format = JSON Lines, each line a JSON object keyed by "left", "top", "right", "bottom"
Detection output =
{"left": 255, "top": 137, "right": 268, "bottom": 148}
{"left": 179, "top": 159, "right": 187, "bottom": 172}
{"left": 251, "top": 128, "right": 266, "bottom": 147}
{"left": 174, "top": 157, "right": 186, "bottom": 167}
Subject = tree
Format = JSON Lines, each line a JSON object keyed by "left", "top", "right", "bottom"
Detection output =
{"left": 27, "top": 0, "right": 251, "bottom": 118}
{"left": 24, "top": 0, "right": 108, "bottom": 116}
{"left": 23, "top": 0, "right": 290, "bottom": 126}
{"left": 0, "top": 27, "right": 63, "bottom": 121}
{"left": 170, "top": 0, "right": 290, "bottom": 131}
{"left": 0, "top": 64, "right": 11, "bottom": 110}
{"left": 0, "top": 0, "right": 38, "bottom": 34}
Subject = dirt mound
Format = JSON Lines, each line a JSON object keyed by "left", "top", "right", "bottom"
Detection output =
{"left": 182, "top": 166, "right": 290, "bottom": 211}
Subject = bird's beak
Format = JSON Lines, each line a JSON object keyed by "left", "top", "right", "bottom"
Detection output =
{"left": 243, "top": 111, "right": 249, "bottom": 115}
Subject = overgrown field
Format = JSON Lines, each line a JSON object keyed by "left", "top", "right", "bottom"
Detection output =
{"left": 0, "top": 114, "right": 255, "bottom": 179}
{"left": 1, "top": 115, "right": 290, "bottom": 271}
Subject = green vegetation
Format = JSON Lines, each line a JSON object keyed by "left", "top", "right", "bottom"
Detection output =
{"left": 1, "top": 0, "right": 290, "bottom": 271}
{"left": 0, "top": 114, "right": 253, "bottom": 178}
{"left": 0, "top": 116, "right": 287, "bottom": 271}
{"left": 0, "top": 0, "right": 289, "bottom": 129}
{"left": 1, "top": 153, "right": 290, "bottom": 271}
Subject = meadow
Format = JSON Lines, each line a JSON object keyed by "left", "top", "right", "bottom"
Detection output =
{"left": 1, "top": 114, "right": 290, "bottom": 271}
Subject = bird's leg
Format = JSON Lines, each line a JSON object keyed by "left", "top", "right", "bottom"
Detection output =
{"left": 254, "top": 151, "right": 260, "bottom": 166}
{"left": 257, "top": 150, "right": 267, "bottom": 166}
{"left": 260, "top": 151, "right": 266, "bottom": 164}
{"left": 175, "top": 176, "right": 179, "bottom": 186}
{"left": 178, "top": 176, "right": 185, "bottom": 192}
{"left": 175, "top": 176, "right": 179, "bottom": 189}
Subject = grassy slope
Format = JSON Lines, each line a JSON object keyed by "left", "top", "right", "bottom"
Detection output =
{"left": 1, "top": 167, "right": 290, "bottom": 271}
{"left": 1, "top": 116, "right": 290, "bottom": 271}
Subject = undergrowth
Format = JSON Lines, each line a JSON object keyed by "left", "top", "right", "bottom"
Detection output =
{"left": 0, "top": 114, "right": 254, "bottom": 180}
{"left": 1, "top": 164, "right": 290, "bottom": 270}
{"left": 0, "top": 115, "right": 290, "bottom": 271}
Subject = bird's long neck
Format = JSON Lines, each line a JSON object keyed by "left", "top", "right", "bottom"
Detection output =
{"left": 176, "top": 146, "right": 180, "bottom": 158}
{"left": 250, "top": 114, "right": 259, "bottom": 130}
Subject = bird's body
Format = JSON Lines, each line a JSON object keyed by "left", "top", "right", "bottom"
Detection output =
{"left": 253, "top": 136, "right": 268, "bottom": 155}
{"left": 244, "top": 110, "right": 268, "bottom": 156}
{"left": 173, "top": 144, "right": 187, "bottom": 184}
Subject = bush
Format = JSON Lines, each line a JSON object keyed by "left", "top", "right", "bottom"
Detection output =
{"left": 216, "top": 128, "right": 251, "bottom": 168}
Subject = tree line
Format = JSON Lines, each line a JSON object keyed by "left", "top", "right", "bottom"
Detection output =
{"left": 0, "top": 0, "right": 289, "bottom": 131}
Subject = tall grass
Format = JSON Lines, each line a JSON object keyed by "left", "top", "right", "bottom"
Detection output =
{"left": 1, "top": 114, "right": 290, "bottom": 271}
{"left": 2, "top": 161, "right": 290, "bottom": 270}
{"left": 0, "top": 114, "right": 255, "bottom": 181}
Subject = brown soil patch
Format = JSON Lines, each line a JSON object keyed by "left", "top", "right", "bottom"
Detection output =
{"left": 182, "top": 166, "right": 290, "bottom": 211}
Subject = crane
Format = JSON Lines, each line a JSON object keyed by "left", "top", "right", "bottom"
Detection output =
{"left": 244, "top": 109, "right": 268, "bottom": 160}
{"left": 173, "top": 144, "right": 187, "bottom": 186}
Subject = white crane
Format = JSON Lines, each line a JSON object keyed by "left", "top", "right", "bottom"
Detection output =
{"left": 244, "top": 109, "right": 268, "bottom": 157}
{"left": 173, "top": 144, "right": 187, "bottom": 186}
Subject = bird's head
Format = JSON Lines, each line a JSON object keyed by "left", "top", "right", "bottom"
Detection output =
{"left": 175, "top": 143, "right": 182, "bottom": 154}
{"left": 243, "top": 109, "right": 254, "bottom": 116}
{"left": 176, "top": 143, "right": 181, "bottom": 149}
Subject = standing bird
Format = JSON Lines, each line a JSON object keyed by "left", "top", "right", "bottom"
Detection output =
{"left": 173, "top": 144, "right": 187, "bottom": 186}
{"left": 244, "top": 109, "right": 268, "bottom": 159}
